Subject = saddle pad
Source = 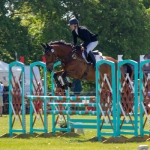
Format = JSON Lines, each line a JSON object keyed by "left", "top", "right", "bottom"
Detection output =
{"left": 82, "top": 51, "right": 103, "bottom": 63}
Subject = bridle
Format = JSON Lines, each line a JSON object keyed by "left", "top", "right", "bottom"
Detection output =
{"left": 44, "top": 45, "right": 59, "bottom": 66}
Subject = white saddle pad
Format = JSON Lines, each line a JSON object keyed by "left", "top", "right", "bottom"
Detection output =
{"left": 82, "top": 50, "right": 103, "bottom": 63}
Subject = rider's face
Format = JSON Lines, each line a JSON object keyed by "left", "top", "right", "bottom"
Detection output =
{"left": 70, "top": 24, "right": 76, "bottom": 31}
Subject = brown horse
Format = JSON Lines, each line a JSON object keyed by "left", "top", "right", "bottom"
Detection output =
{"left": 41, "top": 40, "right": 120, "bottom": 89}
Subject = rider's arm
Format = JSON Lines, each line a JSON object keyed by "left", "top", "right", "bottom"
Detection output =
{"left": 81, "top": 29, "right": 91, "bottom": 49}
{"left": 72, "top": 30, "right": 77, "bottom": 46}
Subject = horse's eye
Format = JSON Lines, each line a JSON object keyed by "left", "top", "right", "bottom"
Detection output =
{"left": 47, "top": 52, "right": 51, "bottom": 57}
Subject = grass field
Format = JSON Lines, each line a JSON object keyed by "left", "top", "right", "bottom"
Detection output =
{"left": 0, "top": 115, "right": 150, "bottom": 150}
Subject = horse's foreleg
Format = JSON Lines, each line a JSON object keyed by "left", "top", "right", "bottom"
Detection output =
{"left": 62, "top": 72, "right": 74, "bottom": 89}
{"left": 53, "top": 73, "right": 62, "bottom": 88}
{"left": 53, "top": 70, "right": 65, "bottom": 89}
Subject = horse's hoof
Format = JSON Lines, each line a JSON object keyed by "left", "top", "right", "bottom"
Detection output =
{"left": 56, "top": 84, "right": 62, "bottom": 88}
{"left": 61, "top": 85, "right": 68, "bottom": 90}
{"left": 69, "top": 83, "right": 75, "bottom": 88}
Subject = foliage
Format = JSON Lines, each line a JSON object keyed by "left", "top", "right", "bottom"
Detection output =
{"left": 0, "top": 0, "right": 150, "bottom": 90}
{"left": 0, "top": 1, "right": 31, "bottom": 63}
{"left": 81, "top": 81, "right": 95, "bottom": 96}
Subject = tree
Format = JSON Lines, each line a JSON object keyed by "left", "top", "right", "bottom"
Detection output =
{"left": 0, "top": 0, "right": 32, "bottom": 63}
{"left": 60, "top": 0, "right": 150, "bottom": 60}
{"left": 142, "top": 0, "right": 150, "bottom": 9}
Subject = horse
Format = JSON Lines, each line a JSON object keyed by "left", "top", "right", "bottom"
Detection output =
{"left": 41, "top": 40, "right": 124, "bottom": 89}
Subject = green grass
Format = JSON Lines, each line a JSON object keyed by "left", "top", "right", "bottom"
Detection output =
{"left": 0, "top": 115, "right": 150, "bottom": 150}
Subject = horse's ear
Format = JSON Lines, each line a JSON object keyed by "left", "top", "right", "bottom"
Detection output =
{"left": 46, "top": 43, "right": 49, "bottom": 48}
{"left": 41, "top": 43, "right": 46, "bottom": 48}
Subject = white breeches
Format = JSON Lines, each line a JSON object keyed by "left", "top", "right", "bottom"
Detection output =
{"left": 86, "top": 41, "right": 98, "bottom": 54}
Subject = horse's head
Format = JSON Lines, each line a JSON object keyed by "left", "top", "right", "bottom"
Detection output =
{"left": 41, "top": 43, "right": 57, "bottom": 72}
{"left": 41, "top": 41, "right": 73, "bottom": 72}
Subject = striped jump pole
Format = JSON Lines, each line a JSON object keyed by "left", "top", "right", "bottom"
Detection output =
{"left": 9, "top": 61, "right": 26, "bottom": 136}
{"left": 27, "top": 95, "right": 95, "bottom": 101}
{"left": 49, "top": 110, "right": 97, "bottom": 115}
{"left": 48, "top": 103, "right": 96, "bottom": 107}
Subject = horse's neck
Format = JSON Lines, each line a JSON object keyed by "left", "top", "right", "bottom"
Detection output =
{"left": 53, "top": 45, "right": 72, "bottom": 58}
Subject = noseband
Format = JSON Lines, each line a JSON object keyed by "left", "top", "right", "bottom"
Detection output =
{"left": 44, "top": 45, "right": 58, "bottom": 66}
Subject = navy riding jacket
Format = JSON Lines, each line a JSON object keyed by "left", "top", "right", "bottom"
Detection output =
{"left": 72, "top": 26, "right": 98, "bottom": 49}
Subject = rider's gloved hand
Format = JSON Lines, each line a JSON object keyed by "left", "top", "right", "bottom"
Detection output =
{"left": 75, "top": 45, "right": 82, "bottom": 50}
{"left": 80, "top": 43, "right": 85, "bottom": 51}
{"left": 81, "top": 47, "right": 84, "bottom": 51}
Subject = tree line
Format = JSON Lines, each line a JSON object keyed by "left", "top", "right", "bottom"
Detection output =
{"left": 1, "top": 0, "right": 150, "bottom": 93}
{"left": 0, "top": 0, "right": 150, "bottom": 64}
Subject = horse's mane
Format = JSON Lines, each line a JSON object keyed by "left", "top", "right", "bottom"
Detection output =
{"left": 49, "top": 40, "right": 72, "bottom": 46}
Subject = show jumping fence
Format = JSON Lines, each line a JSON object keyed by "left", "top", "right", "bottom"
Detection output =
{"left": 8, "top": 55, "right": 150, "bottom": 141}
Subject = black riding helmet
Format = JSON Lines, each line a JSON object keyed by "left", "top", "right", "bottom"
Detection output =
{"left": 68, "top": 18, "right": 79, "bottom": 26}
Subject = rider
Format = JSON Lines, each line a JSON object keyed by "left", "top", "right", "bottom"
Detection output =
{"left": 68, "top": 18, "right": 98, "bottom": 68}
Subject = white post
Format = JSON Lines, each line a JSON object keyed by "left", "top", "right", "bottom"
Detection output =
{"left": 15, "top": 52, "right": 18, "bottom": 61}
{"left": 140, "top": 55, "right": 145, "bottom": 62}
{"left": 118, "top": 55, "right": 123, "bottom": 62}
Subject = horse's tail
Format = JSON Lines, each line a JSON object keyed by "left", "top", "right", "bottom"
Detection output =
{"left": 124, "top": 64, "right": 133, "bottom": 77}
{"left": 105, "top": 56, "right": 118, "bottom": 63}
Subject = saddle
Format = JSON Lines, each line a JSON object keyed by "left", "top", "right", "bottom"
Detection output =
{"left": 93, "top": 50, "right": 102, "bottom": 56}
{"left": 72, "top": 46, "right": 103, "bottom": 64}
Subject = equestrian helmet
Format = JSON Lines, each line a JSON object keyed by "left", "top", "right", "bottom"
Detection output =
{"left": 68, "top": 18, "right": 79, "bottom": 26}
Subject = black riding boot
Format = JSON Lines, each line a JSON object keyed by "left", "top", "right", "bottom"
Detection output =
{"left": 84, "top": 50, "right": 88, "bottom": 60}
{"left": 88, "top": 51, "right": 96, "bottom": 69}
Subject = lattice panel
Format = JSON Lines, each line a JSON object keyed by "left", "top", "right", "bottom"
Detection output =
{"left": 99, "top": 71, "right": 113, "bottom": 130}
{"left": 119, "top": 68, "right": 135, "bottom": 127}
{"left": 12, "top": 83, "right": 22, "bottom": 114}
{"left": 31, "top": 68, "right": 44, "bottom": 126}
{"left": 10, "top": 69, "right": 23, "bottom": 127}
{"left": 32, "top": 68, "right": 43, "bottom": 108}
{"left": 142, "top": 70, "right": 150, "bottom": 128}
